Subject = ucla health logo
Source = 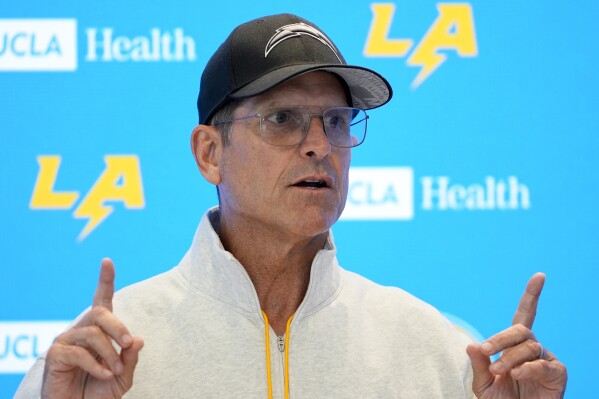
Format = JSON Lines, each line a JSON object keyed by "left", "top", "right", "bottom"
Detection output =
{"left": 0, "top": 321, "right": 70, "bottom": 373}
{"left": 340, "top": 167, "right": 530, "bottom": 221}
{"left": 85, "top": 27, "right": 196, "bottom": 62}
{"left": 30, "top": 155, "right": 145, "bottom": 241}
{"left": 1, "top": 19, "right": 197, "bottom": 71}
{"left": 0, "top": 19, "right": 77, "bottom": 71}
{"left": 341, "top": 167, "right": 414, "bottom": 220}
{"left": 422, "top": 176, "right": 531, "bottom": 210}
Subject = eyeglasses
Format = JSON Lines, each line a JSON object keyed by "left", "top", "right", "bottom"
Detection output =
{"left": 213, "top": 106, "right": 369, "bottom": 148}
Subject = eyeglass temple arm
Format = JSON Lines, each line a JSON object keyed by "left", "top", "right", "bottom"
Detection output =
{"left": 212, "top": 114, "right": 259, "bottom": 126}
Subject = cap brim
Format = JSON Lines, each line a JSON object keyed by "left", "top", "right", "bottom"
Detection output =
{"left": 230, "top": 64, "right": 392, "bottom": 110}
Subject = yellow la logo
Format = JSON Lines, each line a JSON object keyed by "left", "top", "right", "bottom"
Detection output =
{"left": 30, "top": 155, "right": 145, "bottom": 241}
{"left": 364, "top": 3, "right": 478, "bottom": 88}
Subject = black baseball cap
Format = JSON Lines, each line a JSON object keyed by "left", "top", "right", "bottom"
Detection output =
{"left": 197, "top": 13, "right": 393, "bottom": 124}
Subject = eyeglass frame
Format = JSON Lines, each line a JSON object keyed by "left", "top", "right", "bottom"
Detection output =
{"left": 211, "top": 105, "right": 369, "bottom": 148}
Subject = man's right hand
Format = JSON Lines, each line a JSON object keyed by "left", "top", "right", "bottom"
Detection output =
{"left": 41, "top": 258, "right": 144, "bottom": 399}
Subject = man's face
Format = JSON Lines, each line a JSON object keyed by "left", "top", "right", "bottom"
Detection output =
{"left": 217, "top": 71, "right": 352, "bottom": 240}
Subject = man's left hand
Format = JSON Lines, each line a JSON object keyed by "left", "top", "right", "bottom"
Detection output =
{"left": 466, "top": 273, "right": 567, "bottom": 398}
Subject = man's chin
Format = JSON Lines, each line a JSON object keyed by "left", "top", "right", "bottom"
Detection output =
{"left": 290, "top": 209, "right": 340, "bottom": 236}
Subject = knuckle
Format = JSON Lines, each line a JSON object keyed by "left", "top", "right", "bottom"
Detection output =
{"left": 61, "top": 344, "right": 84, "bottom": 359}
{"left": 110, "top": 320, "right": 129, "bottom": 337}
{"left": 540, "top": 359, "right": 558, "bottom": 378}
{"left": 500, "top": 352, "right": 516, "bottom": 368}
{"left": 513, "top": 323, "right": 536, "bottom": 340}
{"left": 115, "top": 321, "right": 129, "bottom": 335}
{"left": 513, "top": 323, "right": 529, "bottom": 334}
{"left": 45, "top": 343, "right": 63, "bottom": 360}
{"left": 548, "top": 359, "right": 566, "bottom": 375}
{"left": 91, "top": 306, "right": 109, "bottom": 317}
{"left": 557, "top": 362, "right": 568, "bottom": 380}
{"left": 92, "top": 308, "right": 126, "bottom": 333}
{"left": 52, "top": 331, "right": 70, "bottom": 344}
{"left": 526, "top": 339, "right": 539, "bottom": 355}
{"left": 87, "top": 307, "right": 102, "bottom": 321}
{"left": 89, "top": 324, "right": 104, "bottom": 335}
{"left": 82, "top": 325, "right": 104, "bottom": 343}
{"left": 76, "top": 324, "right": 96, "bottom": 337}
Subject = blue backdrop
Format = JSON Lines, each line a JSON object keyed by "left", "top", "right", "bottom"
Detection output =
{"left": 1, "top": 1, "right": 597, "bottom": 397}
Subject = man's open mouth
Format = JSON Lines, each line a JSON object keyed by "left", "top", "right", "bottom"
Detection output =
{"left": 293, "top": 179, "right": 328, "bottom": 188}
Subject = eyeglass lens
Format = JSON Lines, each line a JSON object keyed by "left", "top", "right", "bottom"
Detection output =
{"left": 259, "top": 106, "right": 367, "bottom": 148}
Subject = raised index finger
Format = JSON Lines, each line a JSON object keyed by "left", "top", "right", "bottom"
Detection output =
{"left": 93, "top": 258, "right": 115, "bottom": 312}
{"left": 512, "top": 272, "right": 545, "bottom": 329}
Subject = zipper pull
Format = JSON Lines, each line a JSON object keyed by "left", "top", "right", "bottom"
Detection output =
{"left": 277, "top": 336, "right": 285, "bottom": 352}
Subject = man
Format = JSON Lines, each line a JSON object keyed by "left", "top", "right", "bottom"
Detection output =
{"left": 16, "top": 13, "right": 567, "bottom": 398}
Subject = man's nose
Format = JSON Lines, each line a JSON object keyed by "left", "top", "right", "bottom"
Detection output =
{"left": 299, "top": 115, "right": 331, "bottom": 158}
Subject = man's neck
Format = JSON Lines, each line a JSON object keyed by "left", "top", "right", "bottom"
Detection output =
{"left": 217, "top": 211, "right": 328, "bottom": 336}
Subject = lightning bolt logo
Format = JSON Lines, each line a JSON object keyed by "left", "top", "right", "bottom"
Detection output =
{"left": 407, "top": 4, "right": 478, "bottom": 88}
{"left": 72, "top": 156, "right": 145, "bottom": 241}
{"left": 30, "top": 155, "right": 145, "bottom": 241}
{"left": 73, "top": 155, "right": 145, "bottom": 241}
{"left": 407, "top": 43, "right": 447, "bottom": 89}
{"left": 265, "top": 22, "right": 342, "bottom": 62}
{"left": 52, "top": 155, "right": 145, "bottom": 241}
{"left": 73, "top": 191, "right": 114, "bottom": 242}
{"left": 364, "top": 3, "right": 478, "bottom": 88}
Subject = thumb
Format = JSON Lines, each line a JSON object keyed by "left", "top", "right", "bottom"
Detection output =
{"left": 118, "top": 337, "right": 144, "bottom": 390}
{"left": 466, "top": 343, "right": 494, "bottom": 395}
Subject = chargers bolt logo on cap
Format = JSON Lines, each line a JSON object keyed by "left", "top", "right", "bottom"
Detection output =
{"left": 265, "top": 22, "right": 342, "bottom": 62}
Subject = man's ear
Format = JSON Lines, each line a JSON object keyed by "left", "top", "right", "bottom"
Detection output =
{"left": 190, "top": 124, "right": 222, "bottom": 185}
